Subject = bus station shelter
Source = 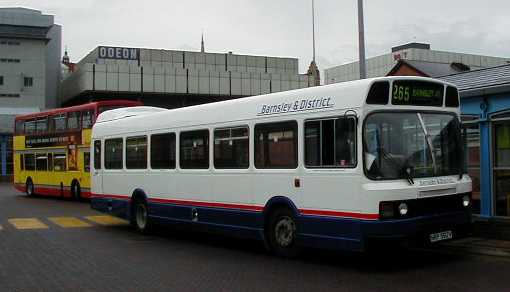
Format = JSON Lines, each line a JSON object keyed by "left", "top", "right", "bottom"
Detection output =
{"left": 441, "top": 65, "right": 510, "bottom": 219}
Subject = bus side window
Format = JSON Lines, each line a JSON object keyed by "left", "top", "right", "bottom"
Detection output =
{"left": 180, "top": 130, "right": 209, "bottom": 169}
{"left": 20, "top": 154, "right": 24, "bottom": 170}
{"left": 25, "top": 120, "right": 35, "bottom": 134}
{"left": 15, "top": 120, "right": 24, "bottom": 135}
{"left": 36, "top": 154, "right": 48, "bottom": 171}
{"left": 105, "top": 138, "right": 123, "bottom": 169}
{"left": 93, "top": 140, "right": 102, "bottom": 170}
{"left": 84, "top": 152, "right": 90, "bottom": 172}
{"left": 305, "top": 117, "right": 357, "bottom": 168}
{"left": 35, "top": 117, "right": 48, "bottom": 134}
{"left": 255, "top": 121, "right": 298, "bottom": 169}
{"left": 150, "top": 133, "right": 176, "bottom": 169}
{"left": 214, "top": 126, "right": 249, "bottom": 169}
{"left": 126, "top": 136, "right": 147, "bottom": 169}
{"left": 53, "top": 154, "right": 66, "bottom": 171}
{"left": 48, "top": 153, "right": 53, "bottom": 171}
{"left": 24, "top": 154, "right": 35, "bottom": 171}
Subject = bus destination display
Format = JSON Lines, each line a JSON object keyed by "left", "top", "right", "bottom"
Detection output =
{"left": 391, "top": 81, "right": 444, "bottom": 106}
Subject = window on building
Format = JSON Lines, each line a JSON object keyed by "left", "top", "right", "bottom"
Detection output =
{"left": 214, "top": 126, "right": 249, "bottom": 169}
{"left": 82, "top": 110, "right": 94, "bottom": 129}
{"left": 24, "top": 154, "right": 35, "bottom": 171}
{"left": 150, "top": 133, "right": 176, "bottom": 169}
{"left": 180, "top": 130, "right": 209, "bottom": 169}
{"left": 23, "top": 77, "right": 33, "bottom": 87}
{"left": 67, "top": 112, "right": 81, "bottom": 130}
{"left": 305, "top": 117, "right": 357, "bottom": 168}
{"left": 84, "top": 152, "right": 90, "bottom": 172}
{"left": 53, "top": 154, "right": 66, "bottom": 171}
{"left": 36, "top": 154, "right": 48, "bottom": 171}
{"left": 93, "top": 140, "right": 101, "bottom": 170}
{"left": 126, "top": 136, "right": 147, "bottom": 169}
{"left": 255, "top": 121, "right": 298, "bottom": 169}
{"left": 105, "top": 138, "right": 123, "bottom": 169}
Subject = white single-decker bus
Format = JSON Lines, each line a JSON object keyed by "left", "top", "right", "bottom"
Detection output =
{"left": 90, "top": 76, "right": 472, "bottom": 256}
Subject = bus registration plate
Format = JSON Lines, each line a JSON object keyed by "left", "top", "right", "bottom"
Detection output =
{"left": 429, "top": 230, "right": 453, "bottom": 243}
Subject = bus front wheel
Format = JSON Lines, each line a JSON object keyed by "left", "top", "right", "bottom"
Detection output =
{"left": 266, "top": 208, "right": 300, "bottom": 258}
{"left": 26, "top": 179, "right": 34, "bottom": 196}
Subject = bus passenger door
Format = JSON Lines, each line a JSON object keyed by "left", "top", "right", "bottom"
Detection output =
{"left": 92, "top": 140, "right": 103, "bottom": 194}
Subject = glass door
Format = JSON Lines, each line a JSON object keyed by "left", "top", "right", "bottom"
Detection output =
{"left": 462, "top": 116, "right": 481, "bottom": 214}
{"left": 493, "top": 121, "right": 510, "bottom": 217}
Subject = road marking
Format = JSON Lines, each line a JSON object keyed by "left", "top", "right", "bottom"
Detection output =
{"left": 85, "top": 215, "right": 128, "bottom": 226}
{"left": 48, "top": 217, "right": 92, "bottom": 228}
{"left": 8, "top": 218, "right": 49, "bottom": 230}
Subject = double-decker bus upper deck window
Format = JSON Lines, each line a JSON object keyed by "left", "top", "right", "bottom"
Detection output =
{"left": 67, "top": 112, "right": 81, "bottom": 130}
{"left": 25, "top": 120, "right": 35, "bottom": 134}
{"left": 126, "top": 136, "right": 147, "bottom": 169}
{"left": 82, "top": 110, "right": 93, "bottom": 128}
{"left": 150, "top": 133, "right": 176, "bottom": 169}
{"left": 445, "top": 86, "right": 460, "bottom": 107}
{"left": 366, "top": 81, "right": 390, "bottom": 104}
{"left": 52, "top": 114, "right": 66, "bottom": 132}
{"left": 214, "top": 126, "right": 249, "bottom": 169}
{"left": 305, "top": 117, "right": 356, "bottom": 168}
{"left": 255, "top": 121, "right": 298, "bottom": 169}
{"left": 93, "top": 140, "right": 102, "bottom": 170}
{"left": 35, "top": 118, "right": 47, "bottom": 133}
{"left": 391, "top": 80, "right": 444, "bottom": 106}
{"left": 105, "top": 138, "right": 123, "bottom": 169}
{"left": 15, "top": 120, "right": 24, "bottom": 134}
{"left": 180, "top": 130, "right": 209, "bottom": 169}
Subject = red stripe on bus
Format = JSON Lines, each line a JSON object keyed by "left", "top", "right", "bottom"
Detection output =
{"left": 299, "top": 209, "right": 379, "bottom": 220}
{"left": 13, "top": 183, "right": 25, "bottom": 192}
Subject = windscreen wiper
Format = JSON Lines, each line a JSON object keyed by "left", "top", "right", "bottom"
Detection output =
{"left": 378, "top": 147, "right": 414, "bottom": 185}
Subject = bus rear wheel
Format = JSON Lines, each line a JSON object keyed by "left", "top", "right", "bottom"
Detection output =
{"left": 133, "top": 199, "right": 152, "bottom": 234}
{"left": 266, "top": 208, "right": 300, "bottom": 258}
{"left": 26, "top": 179, "right": 34, "bottom": 196}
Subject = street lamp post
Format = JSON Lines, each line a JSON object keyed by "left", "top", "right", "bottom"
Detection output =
{"left": 357, "top": 0, "right": 367, "bottom": 79}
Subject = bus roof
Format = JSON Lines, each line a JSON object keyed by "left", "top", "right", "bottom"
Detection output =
{"left": 93, "top": 76, "right": 458, "bottom": 138}
{"left": 15, "top": 100, "right": 142, "bottom": 121}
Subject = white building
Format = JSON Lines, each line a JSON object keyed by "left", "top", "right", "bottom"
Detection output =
{"left": 61, "top": 46, "right": 315, "bottom": 108}
{"left": 0, "top": 7, "right": 61, "bottom": 180}
{"left": 325, "top": 43, "right": 510, "bottom": 84}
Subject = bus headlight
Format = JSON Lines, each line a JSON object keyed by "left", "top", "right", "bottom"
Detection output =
{"left": 398, "top": 202, "right": 408, "bottom": 216}
{"left": 462, "top": 195, "right": 470, "bottom": 207}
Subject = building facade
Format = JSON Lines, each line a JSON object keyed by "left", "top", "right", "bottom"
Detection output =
{"left": 61, "top": 46, "right": 315, "bottom": 108}
{"left": 325, "top": 43, "right": 510, "bottom": 84}
{"left": 0, "top": 7, "right": 62, "bottom": 180}
{"left": 441, "top": 65, "right": 510, "bottom": 219}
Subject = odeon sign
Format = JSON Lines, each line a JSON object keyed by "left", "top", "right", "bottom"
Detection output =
{"left": 98, "top": 46, "right": 139, "bottom": 60}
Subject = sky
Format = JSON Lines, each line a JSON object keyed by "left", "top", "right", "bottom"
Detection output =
{"left": 2, "top": 0, "right": 510, "bottom": 75}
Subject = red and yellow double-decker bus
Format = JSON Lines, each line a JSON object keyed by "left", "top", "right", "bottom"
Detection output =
{"left": 13, "top": 100, "right": 142, "bottom": 199}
